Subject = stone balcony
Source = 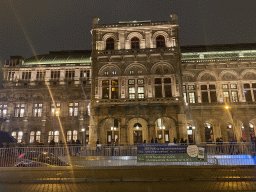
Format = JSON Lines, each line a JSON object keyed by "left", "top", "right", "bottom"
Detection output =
{"left": 94, "top": 97, "right": 182, "bottom": 106}
{"left": 94, "top": 47, "right": 178, "bottom": 56}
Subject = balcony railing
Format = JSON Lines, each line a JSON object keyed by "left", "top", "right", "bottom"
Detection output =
{"left": 95, "top": 47, "right": 178, "bottom": 56}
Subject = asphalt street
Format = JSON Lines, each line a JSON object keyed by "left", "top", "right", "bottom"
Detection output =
{"left": 0, "top": 166, "right": 255, "bottom": 192}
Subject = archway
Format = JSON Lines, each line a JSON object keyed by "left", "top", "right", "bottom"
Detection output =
{"left": 99, "top": 118, "right": 120, "bottom": 144}
{"left": 127, "top": 118, "right": 148, "bottom": 144}
{"left": 155, "top": 117, "right": 176, "bottom": 143}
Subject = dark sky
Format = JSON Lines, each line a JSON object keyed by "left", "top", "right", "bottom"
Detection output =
{"left": 0, "top": 0, "right": 256, "bottom": 64}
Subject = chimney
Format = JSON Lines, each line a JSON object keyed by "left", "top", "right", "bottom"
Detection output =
{"left": 170, "top": 13, "right": 178, "bottom": 23}
{"left": 92, "top": 17, "right": 100, "bottom": 28}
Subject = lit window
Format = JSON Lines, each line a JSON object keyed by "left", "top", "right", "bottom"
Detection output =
{"left": 112, "top": 71, "right": 117, "bottom": 75}
{"left": 30, "top": 131, "right": 35, "bottom": 143}
{"left": 129, "top": 87, "right": 135, "bottom": 99}
{"left": 69, "top": 102, "right": 79, "bottom": 116}
{"left": 0, "top": 104, "right": 7, "bottom": 118}
{"left": 12, "top": 132, "right": 17, "bottom": 140}
{"left": 104, "top": 71, "right": 108, "bottom": 75}
{"left": 138, "top": 79, "right": 144, "bottom": 85}
{"left": 51, "top": 103, "right": 61, "bottom": 116}
{"left": 231, "top": 84, "right": 237, "bottom": 89}
{"left": 80, "top": 69, "right": 90, "bottom": 78}
{"left": 138, "top": 87, "right": 144, "bottom": 98}
{"left": 36, "top": 131, "right": 41, "bottom": 142}
{"left": 189, "top": 92, "right": 195, "bottom": 103}
{"left": 34, "top": 103, "right": 43, "bottom": 117}
{"left": 222, "top": 84, "right": 228, "bottom": 89}
{"left": 17, "top": 131, "right": 23, "bottom": 143}
{"left": 14, "top": 104, "right": 25, "bottom": 117}
{"left": 129, "top": 70, "right": 134, "bottom": 75}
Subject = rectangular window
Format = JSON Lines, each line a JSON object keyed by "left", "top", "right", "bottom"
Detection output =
{"left": 111, "top": 87, "right": 118, "bottom": 99}
{"left": 102, "top": 80, "right": 109, "bottom": 85}
{"left": 183, "top": 93, "right": 187, "bottom": 102}
{"left": 22, "top": 71, "right": 31, "bottom": 80}
{"left": 231, "top": 91, "right": 238, "bottom": 102}
{"left": 102, "top": 87, "right": 109, "bottom": 99}
{"left": 222, "top": 84, "right": 228, "bottom": 89}
{"left": 14, "top": 104, "right": 25, "bottom": 117}
{"left": 189, "top": 92, "right": 195, "bottom": 103}
{"left": 51, "top": 70, "right": 60, "bottom": 79}
{"left": 128, "top": 79, "right": 135, "bottom": 85}
{"left": 69, "top": 102, "right": 79, "bottom": 116}
{"left": 244, "top": 84, "right": 250, "bottom": 89}
{"left": 111, "top": 80, "right": 118, "bottom": 85}
{"left": 67, "top": 131, "right": 72, "bottom": 142}
{"left": 154, "top": 78, "right": 161, "bottom": 84}
{"left": 209, "top": 85, "right": 215, "bottom": 89}
{"left": 230, "top": 84, "right": 237, "bottom": 89}
{"left": 164, "top": 78, "right": 171, "bottom": 84}
{"left": 138, "top": 87, "right": 144, "bottom": 98}
{"left": 210, "top": 91, "right": 217, "bottom": 102}
{"left": 201, "top": 85, "right": 207, "bottom": 90}
{"left": 34, "top": 103, "right": 43, "bottom": 117}
{"left": 244, "top": 90, "right": 252, "bottom": 102}
{"left": 129, "top": 87, "right": 135, "bottom": 99}
{"left": 65, "top": 70, "right": 75, "bottom": 79}
{"left": 138, "top": 79, "right": 144, "bottom": 85}
{"left": 36, "top": 71, "right": 45, "bottom": 80}
{"left": 36, "top": 131, "right": 41, "bottom": 142}
{"left": 188, "top": 85, "right": 195, "bottom": 90}
{"left": 201, "top": 92, "right": 209, "bottom": 103}
{"left": 155, "top": 86, "right": 162, "bottom": 98}
{"left": 164, "top": 85, "right": 172, "bottom": 97}
{"left": 80, "top": 69, "right": 90, "bottom": 78}
{"left": 51, "top": 103, "right": 60, "bottom": 116}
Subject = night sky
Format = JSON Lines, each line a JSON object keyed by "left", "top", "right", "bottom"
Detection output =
{"left": 0, "top": 0, "right": 256, "bottom": 65}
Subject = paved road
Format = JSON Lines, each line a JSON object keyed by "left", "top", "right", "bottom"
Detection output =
{"left": 0, "top": 166, "right": 255, "bottom": 191}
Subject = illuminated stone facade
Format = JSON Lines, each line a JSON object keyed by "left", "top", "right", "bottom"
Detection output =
{"left": 1, "top": 15, "right": 256, "bottom": 145}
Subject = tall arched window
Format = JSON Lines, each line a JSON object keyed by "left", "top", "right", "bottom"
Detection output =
{"left": 106, "top": 37, "right": 114, "bottom": 50}
{"left": 131, "top": 37, "right": 140, "bottom": 49}
{"left": 156, "top": 35, "right": 165, "bottom": 48}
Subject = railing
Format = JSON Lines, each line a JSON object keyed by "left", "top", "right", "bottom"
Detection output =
{"left": 0, "top": 143, "right": 255, "bottom": 167}
{"left": 181, "top": 56, "right": 256, "bottom": 63}
{"left": 95, "top": 47, "right": 178, "bottom": 56}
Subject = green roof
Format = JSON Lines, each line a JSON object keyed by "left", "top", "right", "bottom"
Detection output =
{"left": 24, "top": 52, "right": 91, "bottom": 65}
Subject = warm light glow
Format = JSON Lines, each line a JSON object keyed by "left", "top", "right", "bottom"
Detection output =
{"left": 136, "top": 125, "right": 139, "bottom": 129}
{"left": 81, "top": 128, "right": 85, "bottom": 132}
{"left": 229, "top": 125, "right": 232, "bottom": 128}
{"left": 192, "top": 126, "right": 195, "bottom": 129}
{"left": 111, "top": 127, "right": 113, "bottom": 130}
{"left": 225, "top": 105, "right": 229, "bottom": 109}
{"left": 163, "top": 126, "right": 165, "bottom": 129}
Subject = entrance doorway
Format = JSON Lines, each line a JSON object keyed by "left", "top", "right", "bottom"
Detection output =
{"left": 133, "top": 130, "right": 142, "bottom": 144}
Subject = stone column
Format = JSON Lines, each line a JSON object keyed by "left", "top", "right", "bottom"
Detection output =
{"left": 88, "top": 115, "right": 98, "bottom": 145}
{"left": 120, "top": 125, "right": 127, "bottom": 144}
{"left": 242, "top": 120, "right": 251, "bottom": 142}
{"left": 147, "top": 124, "right": 155, "bottom": 142}
{"left": 177, "top": 113, "right": 187, "bottom": 142}
{"left": 220, "top": 122, "right": 228, "bottom": 142}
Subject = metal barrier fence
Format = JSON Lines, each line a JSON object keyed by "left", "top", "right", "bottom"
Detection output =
{"left": 0, "top": 142, "right": 255, "bottom": 167}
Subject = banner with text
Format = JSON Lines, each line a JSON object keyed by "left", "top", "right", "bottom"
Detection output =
{"left": 137, "top": 144, "right": 207, "bottom": 162}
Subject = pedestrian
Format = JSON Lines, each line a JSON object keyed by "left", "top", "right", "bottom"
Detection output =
{"left": 75, "top": 140, "right": 81, "bottom": 156}
{"left": 96, "top": 139, "right": 100, "bottom": 152}
{"left": 143, "top": 140, "right": 146, "bottom": 143}
{"left": 173, "top": 137, "right": 177, "bottom": 143}
{"left": 151, "top": 138, "right": 154, "bottom": 143}
{"left": 155, "top": 138, "right": 158, "bottom": 143}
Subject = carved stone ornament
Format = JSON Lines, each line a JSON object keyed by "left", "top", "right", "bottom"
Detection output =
{"left": 201, "top": 73, "right": 216, "bottom": 81}
{"left": 243, "top": 72, "right": 256, "bottom": 80}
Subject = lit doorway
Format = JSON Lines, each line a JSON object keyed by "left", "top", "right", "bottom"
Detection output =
{"left": 133, "top": 130, "right": 142, "bottom": 144}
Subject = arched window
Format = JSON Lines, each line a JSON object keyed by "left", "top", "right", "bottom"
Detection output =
{"left": 30, "top": 131, "right": 35, "bottom": 143}
{"left": 156, "top": 35, "right": 165, "bottom": 48}
{"left": 106, "top": 37, "right": 114, "bottom": 50}
{"left": 131, "top": 37, "right": 140, "bottom": 49}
